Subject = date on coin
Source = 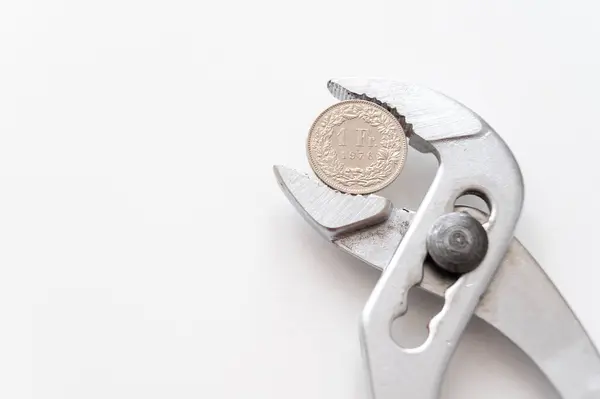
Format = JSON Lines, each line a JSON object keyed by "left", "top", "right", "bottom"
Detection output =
{"left": 307, "top": 100, "right": 408, "bottom": 195}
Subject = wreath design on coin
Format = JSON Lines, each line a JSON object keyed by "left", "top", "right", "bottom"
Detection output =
{"left": 310, "top": 102, "right": 406, "bottom": 191}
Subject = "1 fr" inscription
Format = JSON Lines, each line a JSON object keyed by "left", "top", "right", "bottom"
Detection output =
{"left": 336, "top": 127, "right": 377, "bottom": 147}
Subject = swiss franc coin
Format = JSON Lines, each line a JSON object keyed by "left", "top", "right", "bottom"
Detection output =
{"left": 307, "top": 100, "right": 408, "bottom": 195}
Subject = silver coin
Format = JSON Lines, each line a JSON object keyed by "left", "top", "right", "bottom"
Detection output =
{"left": 307, "top": 100, "right": 408, "bottom": 195}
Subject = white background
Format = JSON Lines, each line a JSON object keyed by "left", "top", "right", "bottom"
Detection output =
{"left": 1, "top": 0, "right": 598, "bottom": 398}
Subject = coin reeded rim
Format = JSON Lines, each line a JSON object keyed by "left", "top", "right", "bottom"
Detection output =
{"left": 306, "top": 99, "right": 408, "bottom": 195}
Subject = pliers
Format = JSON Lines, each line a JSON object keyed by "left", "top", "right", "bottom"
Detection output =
{"left": 273, "top": 78, "right": 600, "bottom": 399}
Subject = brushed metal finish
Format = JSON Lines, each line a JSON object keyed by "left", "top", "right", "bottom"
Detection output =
{"left": 327, "top": 78, "right": 483, "bottom": 153}
{"left": 273, "top": 165, "right": 392, "bottom": 240}
{"left": 336, "top": 208, "right": 413, "bottom": 270}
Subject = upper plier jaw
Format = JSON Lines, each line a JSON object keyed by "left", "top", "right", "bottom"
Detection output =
{"left": 327, "top": 78, "right": 524, "bottom": 399}
{"left": 327, "top": 78, "right": 488, "bottom": 155}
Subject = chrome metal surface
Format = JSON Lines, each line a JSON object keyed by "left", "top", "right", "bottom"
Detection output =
{"left": 426, "top": 212, "right": 488, "bottom": 274}
{"left": 336, "top": 207, "right": 413, "bottom": 270}
{"left": 275, "top": 166, "right": 600, "bottom": 398}
{"left": 273, "top": 165, "right": 392, "bottom": 240}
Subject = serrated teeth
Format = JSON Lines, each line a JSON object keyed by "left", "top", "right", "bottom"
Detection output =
{"left": 327, "top": 80, "right": 413, "bottom": 137}
{"left": 327, "top": 80, "right": 355, "bottom": 101}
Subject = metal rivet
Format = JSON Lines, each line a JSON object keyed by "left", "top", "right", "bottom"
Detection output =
{"left": 426, "top": 212, "right": 488, "bottom": 274}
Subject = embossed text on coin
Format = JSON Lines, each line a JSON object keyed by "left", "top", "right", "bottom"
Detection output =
{"left": 307, "top": 100, "right": 408, "bottom": 194}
